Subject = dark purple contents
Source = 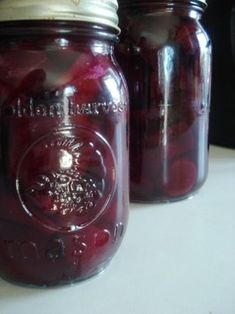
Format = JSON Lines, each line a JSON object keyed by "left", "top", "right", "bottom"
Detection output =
{"left": 117, "top": 3, "right": 211, "bottom": 202}
{"left": 0, "top": 22, "right": 129, "bottom": 286}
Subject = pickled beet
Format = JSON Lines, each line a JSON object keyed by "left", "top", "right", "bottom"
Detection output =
{"left": 162, "top": 158, "right": 197, "bottom": 197}
{"left": 117, "top": 1, "right": 211, "bottom": 202}
{"left": 174, "top": 20, "right": 201, "bottom": 55}
{"left": 0, "top": 50, "right": 47, "bottom": 85}
{"left": 5, "top": 69, "right": 47, "bottom": 105}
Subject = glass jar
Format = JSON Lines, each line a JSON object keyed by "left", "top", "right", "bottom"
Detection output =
{"left": 0, "top": 0, "right": 129, "bottom": 286}
{"left": 117, "top": 0, "right": 211, "bottom": 202}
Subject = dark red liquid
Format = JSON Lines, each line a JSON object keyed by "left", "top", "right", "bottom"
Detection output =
{"left": 0, "top": 22, "right": 129, "bottom": 286}
{"left": 117, "top": 4, "right": 211, "bottom": 202}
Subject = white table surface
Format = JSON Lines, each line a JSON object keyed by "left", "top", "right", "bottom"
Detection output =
{"left": 0, "top": 145, "right": 235, "bottom": 314}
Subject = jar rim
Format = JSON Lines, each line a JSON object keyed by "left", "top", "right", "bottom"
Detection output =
{"left": 0, "top": 20, "right": 119, "bottom": 42}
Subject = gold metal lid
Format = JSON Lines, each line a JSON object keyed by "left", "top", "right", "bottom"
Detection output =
{"left": 0, "top": 0, "right": 120, "bottom": 32}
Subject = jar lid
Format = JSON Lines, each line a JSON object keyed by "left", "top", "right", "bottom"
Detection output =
{"left": 0, "top": 0, "right": 120, "bottom": 32}
{"left": 119, "top": 0, "right": 207, "bottom": 9}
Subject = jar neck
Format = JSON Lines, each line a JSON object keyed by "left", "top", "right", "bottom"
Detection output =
{"left": 119, "top": 2, "right": 206, "bottom": 19}
{"left": 0, "top": 20, "right": 119, "bottom": 43}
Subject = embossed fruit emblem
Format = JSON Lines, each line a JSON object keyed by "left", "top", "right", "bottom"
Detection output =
{"left": 16, "top": 127, "right": 116, "bottom": 232}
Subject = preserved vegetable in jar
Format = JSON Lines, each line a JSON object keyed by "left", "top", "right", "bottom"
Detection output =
{"left": 0, "top": 0, "right": 129, "bottom": 286}
{"left": 117, "top": 0, "right": 211, "bottom": 202}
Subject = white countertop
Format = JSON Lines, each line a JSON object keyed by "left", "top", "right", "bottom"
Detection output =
{"left": 1, "top": 145, "right": 235, "bottom": 314}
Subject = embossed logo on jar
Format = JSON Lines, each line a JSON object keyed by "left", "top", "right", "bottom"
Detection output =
{"left": 16, "top": 127, "right": 116, "bottom": 232}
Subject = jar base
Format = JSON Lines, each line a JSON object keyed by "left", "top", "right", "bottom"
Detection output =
{"left": 0, "top": 259, "right": 112, "bottom": 288}
{"left": 130, "top": 191, "right": 198, "bottom": 204}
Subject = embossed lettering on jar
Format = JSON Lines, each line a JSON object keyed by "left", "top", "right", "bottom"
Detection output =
{"left": 117, "top": 0, "right": 211, "bottom": 202}
{"left": 0, "top": 0, "right": 129, "bottom": 286}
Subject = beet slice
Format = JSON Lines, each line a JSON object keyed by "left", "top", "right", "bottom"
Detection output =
{"left": 174, "top": 20, "right": 200, "bottom": 55}
{"left": 57, "top": 53, "right": 110, "bottom": 103}
{"left": 162, "top": 158, "right": 197, "bottom": 197}
{"left": 0, "top": 51, "right": 47, "bottom": 86}
{"left": 4, "top": 69, "right": 46, "bottom": 105}
{"left": 167, "top": 122, "right": 195, "bottom": 159}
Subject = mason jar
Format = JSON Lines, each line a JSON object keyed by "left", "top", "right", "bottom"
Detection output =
{"left": 117, "top": 0, "right": 211, "bottom": 202}
{"left": 0, "top": 0, "right": 129, "bottom": 286}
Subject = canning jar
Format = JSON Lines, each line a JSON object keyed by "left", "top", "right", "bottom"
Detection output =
{"left": 117, "top": 0, "right": 211, "bottom": 202}
{"left": 0, "top": 0, "right": 129, "bottom": 286}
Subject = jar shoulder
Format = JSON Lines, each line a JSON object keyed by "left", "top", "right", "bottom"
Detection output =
{"left": 119, "top": 14, "right": 211, "bottom": 52}
{"left": 0, "top": 45, "right": 128, "bottom": 107}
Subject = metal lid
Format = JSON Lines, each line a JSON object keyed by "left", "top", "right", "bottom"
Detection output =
{"left": 0, "top": 0, "right": 120, "bottom": 32}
